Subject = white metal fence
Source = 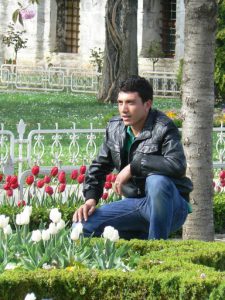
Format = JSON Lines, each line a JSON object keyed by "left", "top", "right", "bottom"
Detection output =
{"left": 0, "top": 65, "right": 180, "bottom": 97}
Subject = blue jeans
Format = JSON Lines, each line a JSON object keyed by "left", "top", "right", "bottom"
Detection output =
{"left": 74, "top": 175, "right": 189, "bottom": 240}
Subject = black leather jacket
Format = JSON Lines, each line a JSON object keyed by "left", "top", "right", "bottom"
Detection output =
{"left": 83, "top": 109, "right": 193, "bottom": 203}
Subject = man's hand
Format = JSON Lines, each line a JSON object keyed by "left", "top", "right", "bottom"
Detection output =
{"left": 73, "top": 199, "right": 96, "bottom": 222}
{"left": 114, "top": 164, "right": 131, "bottom": 195}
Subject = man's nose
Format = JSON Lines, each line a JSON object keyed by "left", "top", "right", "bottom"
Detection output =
{"left": 121, "top": 103, "right": 128, "bottom": 112}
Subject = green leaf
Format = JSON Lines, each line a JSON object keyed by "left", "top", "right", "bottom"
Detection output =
{"left": 12, "top": 9, "right": 20, "bottom": 24}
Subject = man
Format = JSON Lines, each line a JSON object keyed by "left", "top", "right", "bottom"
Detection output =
{"left": 73, "top": 76, "right": 193, "bottom": 239}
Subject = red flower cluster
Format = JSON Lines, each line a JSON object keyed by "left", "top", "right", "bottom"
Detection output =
{"left": 2, "top": 175, "right": 19, "bottom": 198}
{"left": 101, "top": 173, "right": 117, "bottom": 200}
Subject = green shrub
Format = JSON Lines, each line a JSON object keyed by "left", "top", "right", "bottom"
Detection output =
{"left": 0, "top": 240, "right": 224, "bottom": 300}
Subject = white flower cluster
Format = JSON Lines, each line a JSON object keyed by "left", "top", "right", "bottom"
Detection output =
{"left": 70, "top": 223, "right": 83, "bottom": 241}
{"left": 31, "top": 208, "right": 65, "bottom": 243}
{"left": 24, "top": 293, "right": 36, "bottom": 300}
{"left": 0, "top": 214, "right": 12, "bottom": 235}
{"left": 102, "top": 226, "right": 120, "bottom": 242}
{"left": 16, "top": 206, "right": 32, "bottom": 225}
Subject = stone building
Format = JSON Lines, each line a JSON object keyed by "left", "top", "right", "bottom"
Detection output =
{"left": 0, "top": 0, "right": 184, "bottom": 72}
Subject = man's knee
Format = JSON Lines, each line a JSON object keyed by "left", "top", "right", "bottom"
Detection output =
{"left": 145, "top": 175, "right": 172, "bottom": 198}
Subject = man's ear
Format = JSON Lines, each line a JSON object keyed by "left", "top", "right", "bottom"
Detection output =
{"left": 144, "top": 100, "right": 152, "bottom": 111}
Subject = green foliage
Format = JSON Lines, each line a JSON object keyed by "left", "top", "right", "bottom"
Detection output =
{"left": 213, "top": 193, "right": 225, "bottom": 233}
{"left": 2, "top": 23, "right": 27, "bottom": 60}
{"left": 148, "top": 41, "right": 164, "bottom": 71}
{"left": 215, "top": 0, "right": 225, "bottom": 101}
{"left": 89, "top": 47, "right": 104, "bottom": 73}
{"left": 0, "top": 240, "right": 224, "bottom": 299}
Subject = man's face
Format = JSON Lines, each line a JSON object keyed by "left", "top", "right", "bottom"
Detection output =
{"left": 117, "top": 91, "right": 152, "bottom": 129}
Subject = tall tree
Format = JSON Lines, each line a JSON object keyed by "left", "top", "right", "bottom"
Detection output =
{"left": 182, "top": 0, "right": 217, "bottom": 241}
{"left": 98, "top": 0, "right": 138, "bottom": 103}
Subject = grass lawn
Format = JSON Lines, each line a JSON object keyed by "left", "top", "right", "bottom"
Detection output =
{"left": 0, "top": 92, "right": 181, "bottom": 133}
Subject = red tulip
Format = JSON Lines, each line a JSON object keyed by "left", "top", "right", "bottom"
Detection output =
{"left": 6, "top": 175, "right": 11, "bottom": 183}
{"left": 102, "top": 192, "right": 108, "bottom": 200}
{"left": 219, "top": 170, "right": 225, "bottom": 180}
{"left": 58, "top": 171, "right": 66, "bottom": 183}
{"left": 58, "top": 183, "right": 66, "bottom": 193}
{"left": 10, "top": 175, "right": 18, "bottom": 185}
{"left": 221, "top": 180, "right": 225, "bottom": 187}
{"left": 18, "top": 200, "right": 26, "bottom": 207}
{"left": 11, "top": 182, "right": 19, "bottom": 189}
{"left": 3, "top": 183, "right": 11, "bottom": 190}
{"left": 37, "top": 179, "right": 45, "bottom": 188}
{"left": 6, "top": 189, "right": 13, "bottom": 197}
{"left": 104, "top": 182, "right": 112, "bottom": 190}
{"left": 79, "top": 165, "right": 86, "bottom": 175}
{"left": 31, "top": 165, "right": 40, "bottom": 176}
{"left": 106, "top": 174, "right": 113, "bottom": 182}
{"left": 45, "top": 185, "right": 53, "bottom": 195}
{"left": 111, "top": 174, "right": 117, "bottom": 182}
{"left": 71, "top": 169, "right": 78, "bottom": 180}
{"left": 26, "top": 175, "right": 34, "bottom": 185}
{"left": 50, "top": 166, "right": 58, "bottom": 177}
{"left": 44, "top": 175, "right": 51, "bottom": 184}
{"left": 77, "top": 174, "right": 85, "bottom": 184}
{"left": 0, "top": 174, "right": 3, "bottom": 182}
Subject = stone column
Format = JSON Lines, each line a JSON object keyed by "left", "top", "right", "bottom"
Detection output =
{"left": 175, "top": 0, "right": 185, "bottom": 60}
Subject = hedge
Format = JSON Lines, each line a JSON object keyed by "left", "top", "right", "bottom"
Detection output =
{"left": 0, "top": 240, "right": 224, "bottom": 300}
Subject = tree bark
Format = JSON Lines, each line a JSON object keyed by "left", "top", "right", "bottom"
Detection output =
{"left": 98, "top": 0, "right": 138, "bottom": 103}
{"left": 182, "top": 0, "right": 217, "bottom": 241}
{"left": 56, "top": 0, "right": 67, "bottom": 52}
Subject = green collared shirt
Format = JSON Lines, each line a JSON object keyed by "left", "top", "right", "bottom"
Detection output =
{"left": 125, "top": 126, "right": 136, "bottom": 153}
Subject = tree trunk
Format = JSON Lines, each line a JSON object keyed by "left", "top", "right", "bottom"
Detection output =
{"left": 182, "top": 0, "right": 217, "bottom": 241}
{"left": 56, "top": 0, "right": 67, "bottom": 52}
{"left": 98, "top": 0, "right": 138, "bottom": 103}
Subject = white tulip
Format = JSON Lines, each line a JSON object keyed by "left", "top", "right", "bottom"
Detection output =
{"left": 3, "top": 224, "right": 12, "bottom": 235}
{"left": 5, "top": 263, "right": 17, "bottom": 270}
{"left": 48, "top": 222, "right": 58, "bottom": 235}
{"left": 49, "top": 208, "right": 62, "bottom": 223}
{"left": 103, "top": 226, "right": 120, "bottom": 242}
{"left": 31, "top": 230, "right": 42, "bottom": 243}
{"left": 0, "top": 215, "right": 9, "bottom": 229}
{"left": 70, "top": 223, "right": 83, "bottom": 241}
{"left": 42, "top": 229, "right": 51, "bottom": 241}
{"left": 23, "top": 206, "right": 32, "bottom": 216}
{"left": 24, "top": 293, "right": 36, "bottom": 300}
{"left": 16, "top": 213, "right": 22, "bottom": 226}
{"left": 56, "top": 219, "right": 65, "bottom": 230}
{"left": 20, "top": 211, "right": 30, "bottom": 225}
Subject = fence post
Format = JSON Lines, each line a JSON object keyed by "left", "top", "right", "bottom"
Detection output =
{"left": 17, "top": 119, "right": 26, "bottom": 179}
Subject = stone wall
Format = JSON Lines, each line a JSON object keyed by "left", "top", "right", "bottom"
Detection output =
{"left": 0, "top": 0, "right": 184, "bottom": 72}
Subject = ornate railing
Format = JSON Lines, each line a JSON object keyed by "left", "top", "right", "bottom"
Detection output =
{"left": 0, "top": 65, "right": 100, "bottom": 93}
{"left": 0, "top": 65, "right": 180, "bottom": 97}
{"left": 0, "top": 120, "right": 225, "bottom": 199}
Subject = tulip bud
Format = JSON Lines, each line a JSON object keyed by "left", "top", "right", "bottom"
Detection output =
{"left": 71, "top": 223, "right": 83, "bottom": 241}
{"left": 45, "top": 185, "right": 54, "bottom": 196}
{"left": 102, "top": 192, "right": 109, "bottom": 200}
{"left": 104, "top": 182, "right": 112, "bottom": 190}
{"left": 50, "top": 166, "right": 58, "bottom": 177}
{"left": 6, "top": 189, "right": 13, "bottom": 197}
{"left": 11, "top": 182, "right": 19, "bottom": 190}
{"left": 77, "top": 174, "right": 85, "bottom": 184}
{"left": 26, "top": 175, "right": 34, "bottom": 185}
{"left": 6, "top": 175, "right": 11, "bottom": 183}
{"left": 3, "top": 183, "right": 11, "bottom": 190}
{"left": 58, "top": 171, "right": 66, "bottom": 183}
{"left": 0, "top": 174, "right": 3, "bottom": 182}
{"left": 56, "top": 219, "right": 66, "bottom": 230}
{"left": 0, "top": 215, "right": 10, "bottom": 229}
{"left": 79, "top": 165, "right": 86, "bottom": 175}
{"left": 42, "top": 229, "right": 51, "bottom": 241}
{"left": 50, "top": 208, "right": 62, "bottom": 223}
{"left": 31, "top": 230, "right": 42, "bottom": 243}
{"left": 71, "top": 169, "right": 78, "bottom": 180}
{"left": 219, "top": 170, "right": 225, "bottom": 180}
{"left": 111, "top": 174, "right": 117, "bottom": 182}
{"left": 106, "top": 174, "right": 113, "bottom": 182}
{"left": 10, "top": 175, "right": 18, "bottom": 185}
{"left": 48, "top": 222, "right": 58, "bottom": 235}
{"left": 31, "top": 165, "right": 40, "bottom": 176}
{"left": 103, "top": 226, "right": 120, "bottom": 242}
{"left": 3, "top": 224, "right": 12, "bottom": 235}
{"left": 18, "top": 200, "right": 26, "bottom": 207}
{"left": 44, "top": 175, "right": 51, "bottom": 184}
{"left": 37, "top": 179, "right": 45, "bottom": 188}
{"left": 58, "top": 183, "right": 66, "bottom": 193}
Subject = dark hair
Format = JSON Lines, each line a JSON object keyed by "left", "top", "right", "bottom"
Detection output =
{"left": 119, "top": 75, "right": 153, "bottom": 102}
